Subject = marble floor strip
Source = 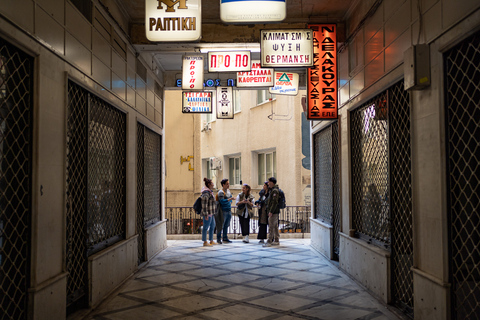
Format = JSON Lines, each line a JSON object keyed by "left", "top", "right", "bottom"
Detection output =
{"left": 85, "top": 239, "right": 402, "bottom": 320}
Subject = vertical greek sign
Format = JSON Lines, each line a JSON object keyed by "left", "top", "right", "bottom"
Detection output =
{"left": 307, "top": 24, "right": 337, "bottom": 120}
{"left": 182, "top": 55, "right": 204, "bottom": 90}
{"left": 145, "top": 0, "right": 201, "bottom": 41}
{"left": 216, "top": 87, "right": 234, "bottom": 119}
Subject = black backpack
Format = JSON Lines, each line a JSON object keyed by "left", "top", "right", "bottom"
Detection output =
{"left": 193, "top": 196, "right": 202, "bottom": 214}
{"left": 278, "top": 189, "right": 286, "bottom": 209}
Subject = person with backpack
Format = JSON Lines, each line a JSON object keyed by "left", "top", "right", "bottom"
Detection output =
{"left": 255, "top": 181, "right": 269, "bottom": 244}
{"left": 263, "top": 177, "right": 281, "bottom": 247}
{"left": 217, "top": 179, "right": 235, "bottom": 243}
{"left": 236, "top": 183, "right": 255, "bottom": 243}
{"left": 200, "top": 178, "right": 217, "bottom": 246}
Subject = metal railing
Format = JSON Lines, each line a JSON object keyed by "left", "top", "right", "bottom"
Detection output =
{"left": 166, "top": 206, "right": 310, "bottom": 236}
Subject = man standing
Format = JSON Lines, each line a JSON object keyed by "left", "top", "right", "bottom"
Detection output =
{"left": 217, "top": 179, "right": 235, "bottom": 243}
{"left": 263, "top": 177, "right": 281, "bottom": 247}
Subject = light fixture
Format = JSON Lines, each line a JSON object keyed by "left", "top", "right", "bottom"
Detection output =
{"left": 198, "top": 44, "right": 261, "bottom": 53}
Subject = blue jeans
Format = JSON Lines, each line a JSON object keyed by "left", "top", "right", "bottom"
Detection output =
{"left": 202, "top": 216, "right": 215, "bottom": 242}
{"left": 219, "top": 211, "right": 232, "bottom": 240}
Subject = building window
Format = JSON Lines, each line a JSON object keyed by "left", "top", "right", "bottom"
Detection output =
{"left": 258, "top": 151, "right": 276, "bottom": 185}
{"left": 234, "top": 89, "right": 241, "bottom": 113}
{"left": 229, "top": 156, "right": 241, "bottom": 185}
{"left": 206, "top": 159, "right": 214, "bottom": 180}
{"left": 257, "top": 89, "right": 275, "bottom": 105}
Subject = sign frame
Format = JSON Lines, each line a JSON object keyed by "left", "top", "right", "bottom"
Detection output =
{"left": 237, "top": 60, "right": 274, "bottom": 87}
{"left": 216, "top": 86, "right": 234, "bottom": 119}
{"left": 182, "top": 55, "right": 204, "bottom": 90}
{"left": 220, "top": 0, "right": 286, "bottom": 23}
{"left": 269, "top": 71, "right": 299, "bottom": 96}
{"left": 182, "top": 91, "right": 213, "bottom": 114}
{"left": 145, "top": 0, "right": 202, "bottom": 42}
{"left": 208, "top": 51, "right": 251, "bottom": 72}
{"left": 307, "top": 24, "right": 338, "bottom": 120}
{"left": 261, "top": 29, "right": 314, "bottom": 68}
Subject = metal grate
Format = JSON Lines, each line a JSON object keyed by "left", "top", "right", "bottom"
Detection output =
{"left": 143, "top": 127, "right": 161, "bottom": 225}
{"left": 351, "top": 81, "right": 413, "bottom": 317}
{"left": 351, "top": 92, "right": 390, "bottom": 245}
{"left": 66, "top": 81, "right": 126, "bottom": 311}
{"left": 331, "top": 122, "right": 341, "bottom": 260}
{"left": 0, "top": 38, "right": 33, "bottom": 320}
{"left": 66, "top": 81, "right": 89, "bottom": 309}
{"left": 445, "top": 32, "right": 480, "bottom": 320}
{"left": 314, "top": 127, "right": 333, "bottom": 223}
{"left": 313, "top": 122, "right": 341, "bottom": 260}
{"left": 87, "top": 94, "right": 126, "bottom": 255}
{"left": 389, "top": 82, "right": 413, "bottom": 317}
{"left": 136, "top": 124, "right": 145, "bottom": 264}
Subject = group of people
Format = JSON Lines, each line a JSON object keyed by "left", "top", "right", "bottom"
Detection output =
{"left": 200, "top": 177, "right": 281, "bottom": 247}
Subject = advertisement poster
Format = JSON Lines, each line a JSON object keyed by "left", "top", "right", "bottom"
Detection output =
{"left": 182, "top": 55, "right": 204, "bottom": 90}
{"left": 237, "top": 60, "right": 274, "bottom": 87}
{"left": 182, "top": 91, "right": 212, "bottom": 113}
{"left": 269, "top": 72, "right": 299, "bottom": 95}
{"left": 307, "top": 24, "right": 338, "bottom": 120}
{"left": 261, "top": 29, "right": 313, "bottom": 67}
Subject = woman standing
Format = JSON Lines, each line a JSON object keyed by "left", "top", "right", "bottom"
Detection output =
{"left": 201, "top": 178, "right": 217, "bottom": 246}
{"left": 236, "top": 184, "right": 254, "bottom": 243}
{"left": 255, "top": 182, "right": 269, "bottom": 244}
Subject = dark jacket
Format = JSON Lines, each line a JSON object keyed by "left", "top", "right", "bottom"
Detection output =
{"left": 256, "top": 189, "right": 269, "bottom": 224}
{"left": 266, "top": 184, "right": 280, "bottom": 214}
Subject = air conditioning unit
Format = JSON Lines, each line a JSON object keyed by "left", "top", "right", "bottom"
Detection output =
{"left": 209, "top": 157, "right": 222, "bottom": 170}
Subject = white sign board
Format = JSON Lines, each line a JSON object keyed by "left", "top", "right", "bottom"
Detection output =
{"left": 237, "top": 60, "right": 274, "bottom": 87}
{"left": 220, "top": 0, "right": 286, "bottom": 23}
{"left": 182, "top": 55, "right": 204, "bottom": 90}
{"left": 269, "top": 72, "right": 299, "bottom": 95}
{"left": 216, "top": 87, "right": 234, "bottom": 119}
{"left": 261, "top": 29, "right": 313, "bottom": 67}
{"left": 182, "top": 91, "right": 212, "bottom": 113}
{"left": 145, "top": 0, "right": 201, "bottom": 42}
{"left": 208, "top": 51, "right": 251, "bottom": 72}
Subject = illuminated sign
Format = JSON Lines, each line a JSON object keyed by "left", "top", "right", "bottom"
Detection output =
{"left": 216, "top": 87, "right": 234, "bottom": 119}
{"left": 237, "top": 60, "right": 274, "bottom": 87}
{"left": 220, "top": 0, "right": 286, "bottom": 23}
{"left": 176, "top": 79, "right": 236, "bottom": 87}
{"left": 269, "top": 72, "right": 299, "bottom": 96}
{"left": 182, "top": 91, "right": 212, "bottom": 113}
{"left": 261, "top": 29, "right": 313, "bottom": 67}
{"left": 182, "top": 55, "right": 203, "bottom": 90}
{"left": 145, "top": 0, "right": 201, "bottom": 42}
{"left": 208, "top": 51, "right": 251, "bottom": 72}
{"left": 307, "top": 24, "right": 337, "bottom": 120}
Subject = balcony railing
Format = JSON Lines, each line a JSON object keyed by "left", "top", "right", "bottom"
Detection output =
{"left": 166, "top": 206, "right": 311, "bottom": 236}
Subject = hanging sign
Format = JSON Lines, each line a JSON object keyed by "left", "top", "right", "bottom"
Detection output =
{"left": 269, "top": 72, "right": 299, "bottom": 95}
{"left": 145, "top": 0, "right": 201, "bottom": 42}
{"left": 182, "top": 55, "right": 204, "bottom": 90}
{"left": 208, "top": 51, "right": 251, "bottom": 72}
{"left": 307, "top": 24, "right": 338, "bottom": 120}
{"left": 220, "top": 0, "right": 286, "bottom": 23}
{"left": 182, "top": 91, "right": 212, "bottom": 113}
{"left": 237, "top": 60, "right": 274, "bottom": 87}
{"left": 261, "top": 29, "right": 313, "bottom": 67}
{"left": 216, "top": 87, "right": 234, "bottom": 119}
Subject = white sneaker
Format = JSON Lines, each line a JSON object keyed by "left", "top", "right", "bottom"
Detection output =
{"left": 258, "top": 239, "right": 265, "bottom": 244}
{"left": 243, "top": 237, "right": 249, "bottom": 243}
{"left": 272, "top": 241, "right": 280, "bottom": 245}
{"left": 263, "top": 242, "right": 272, "bottom": 247}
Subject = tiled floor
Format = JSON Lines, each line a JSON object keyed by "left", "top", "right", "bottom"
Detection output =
{"left": 86, "top": 239, "right": 402, "bottom": 320}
